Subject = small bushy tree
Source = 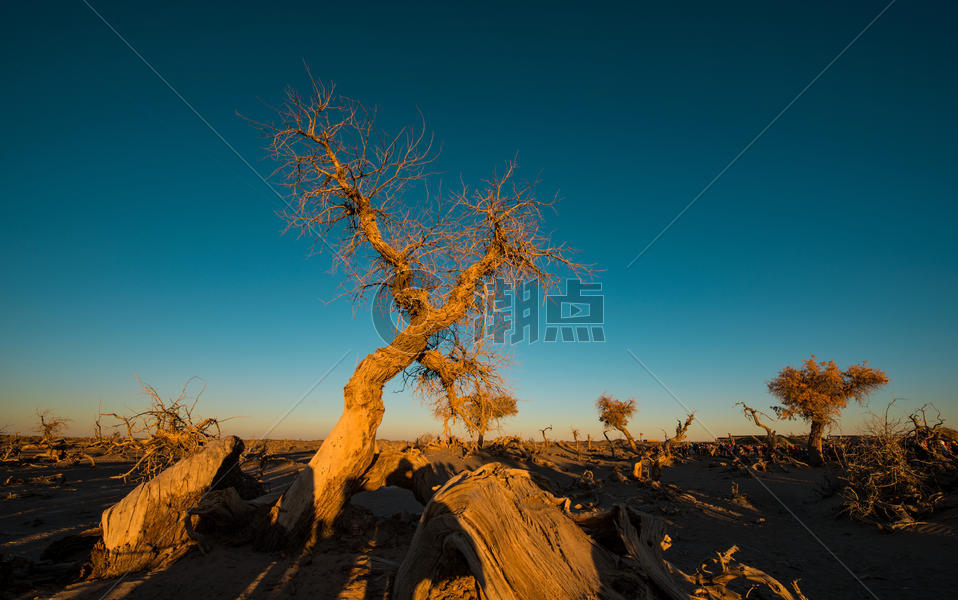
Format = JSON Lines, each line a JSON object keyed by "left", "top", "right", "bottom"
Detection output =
{"left": 768, "top": 355, "right": 888, "bottom": 465}
{"left": 461, "top": 392, "right": 518, "bottom": 448}
{"left": 596, "top": 393, "right": 638, "bottom": 452}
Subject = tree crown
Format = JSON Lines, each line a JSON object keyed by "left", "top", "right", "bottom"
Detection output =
{"left": 461, "top": 393, "right": 519, "bottom": 429}
{"left": 768, "top": 355, "right": 888, "bottom": 424}
{"left": 251, "top": 77, "right": 588, "bottom": 332}
{"left": 596, "top": 393, "right": 636, "bottom": 430}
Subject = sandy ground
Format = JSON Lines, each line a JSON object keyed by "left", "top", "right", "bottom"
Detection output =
{"left": 2, "top": 441, "right": 956, "bottom": 599}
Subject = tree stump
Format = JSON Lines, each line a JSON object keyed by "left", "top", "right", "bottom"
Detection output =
{"left": 394, "top": 463, "right": 808, "bottom": 600}
{"left": 393, "top": 463, "right": 631, "bottom": 600}
{"left": 89, "top": 436, "right": 246, "bottom": 578}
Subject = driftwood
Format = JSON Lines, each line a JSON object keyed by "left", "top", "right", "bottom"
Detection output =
{"left": 90, "top": 436, "right": 247, "bottom": 578}
{"left": 576, "top": 504, "right": 809, "bottom": 600}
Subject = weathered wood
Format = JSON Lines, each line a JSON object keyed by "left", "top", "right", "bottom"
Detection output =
{"left": 90, "top": 436, "right": 245, "bottom": 578}
{"left": 359, "top": 446, "right": 445, "bottom": 505}
{"left": 394, "top": 463, "right": 630, "bottom": 600}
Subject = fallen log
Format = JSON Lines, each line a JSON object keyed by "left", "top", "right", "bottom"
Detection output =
{"left": 89, "top": 436, "right": 248, "bottom": 578}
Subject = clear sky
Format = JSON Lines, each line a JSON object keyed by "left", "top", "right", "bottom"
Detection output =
{"left": 1, "top": 1, "right": 955, "bottom": 442}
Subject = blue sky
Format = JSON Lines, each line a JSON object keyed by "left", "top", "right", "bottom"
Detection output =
{"left": 1, "top": 1, "right": 955, "bottom": 441}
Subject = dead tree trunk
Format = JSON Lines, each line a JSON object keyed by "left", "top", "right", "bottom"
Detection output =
{"left": 807, "top": 419, "right": 826, "bottom": 466}
{"left": 540, "top": 425, "right": 552, "bottom": 448}
{"left": 663, "top": 413, "right": 694, "bottom": 458}
{"left": 602, "top": 430, "right": 618, "bottom": 458}
{"left": 393, "top": 463, "right": 627, "bottom": 600}
{"left": 262, "top": 339, "right": 425, "bottom": 547}
{"left": 394, "top": 463, "right": 807, "bottom": 600}
{"left": 359, "top": 446, "right": 445, "bottom": 505}
{"left": 737, "top": 402, "right": 779, "bottom": 455}
{"left": 90, "top": 436, "right": 246, "bottom": 578}
{"left": 619, "top": 426, "right": 638, "bottom": 453}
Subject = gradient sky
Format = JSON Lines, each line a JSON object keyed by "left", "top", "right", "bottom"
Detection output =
{"left": 2, "top": 1, "right": 956, "bottom": 441}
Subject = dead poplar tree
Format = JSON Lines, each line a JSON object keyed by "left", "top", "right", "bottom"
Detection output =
{"left": 602, "top": 430, "right": 618, "bottom": 459}
{"left": 571, "top": 428, "right": 581, "bottom": 461}
{"left": 736, "top": 402, "right": 779, "bottom": 453}
{"left": 540, "top": 424, "right": 553, "bottom": 447}
{"left": 251, "top": 77, "right": 586, "bottom": 547}
{"left": 662, "top": 413, "right": 694, "bottom": 459}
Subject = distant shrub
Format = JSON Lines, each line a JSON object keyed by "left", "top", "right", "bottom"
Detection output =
{"left": 415, "top": 433, "right": 435, "bottom": 449}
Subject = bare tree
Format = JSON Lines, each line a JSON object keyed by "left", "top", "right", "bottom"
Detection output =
{"left": 36, "top": 410, "right": 68, "bottom": 444}
{"left": 661, "top": 412, "right": 694, "bottom": 458}
{"left": 736, "top": 402, "right": 779, "bottom": 453}
{"left": 251, "top": 77, "right": 586, "bottom": 546}
{"left": 596, "top": 393, "right": 638, "bottom": 452}
{"left": 539, "top": 424, "right": 553, "bottom": 447}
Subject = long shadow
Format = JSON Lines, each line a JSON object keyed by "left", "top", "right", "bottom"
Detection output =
{"left": 27, "top": 444, "right": 668, "bottom": 599}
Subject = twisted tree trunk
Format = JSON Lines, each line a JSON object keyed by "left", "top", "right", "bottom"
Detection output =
{"left": 740, "top": 403, "right": 778, "bottom": 453}
{"left": 261, "top": 337, "right": 426, "bottom": 548}
{"left": 602, "top": 430, "right": 618, "bottom": 458}
{"left": 262, "top": 248, "right": 502, "bottom": 548}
